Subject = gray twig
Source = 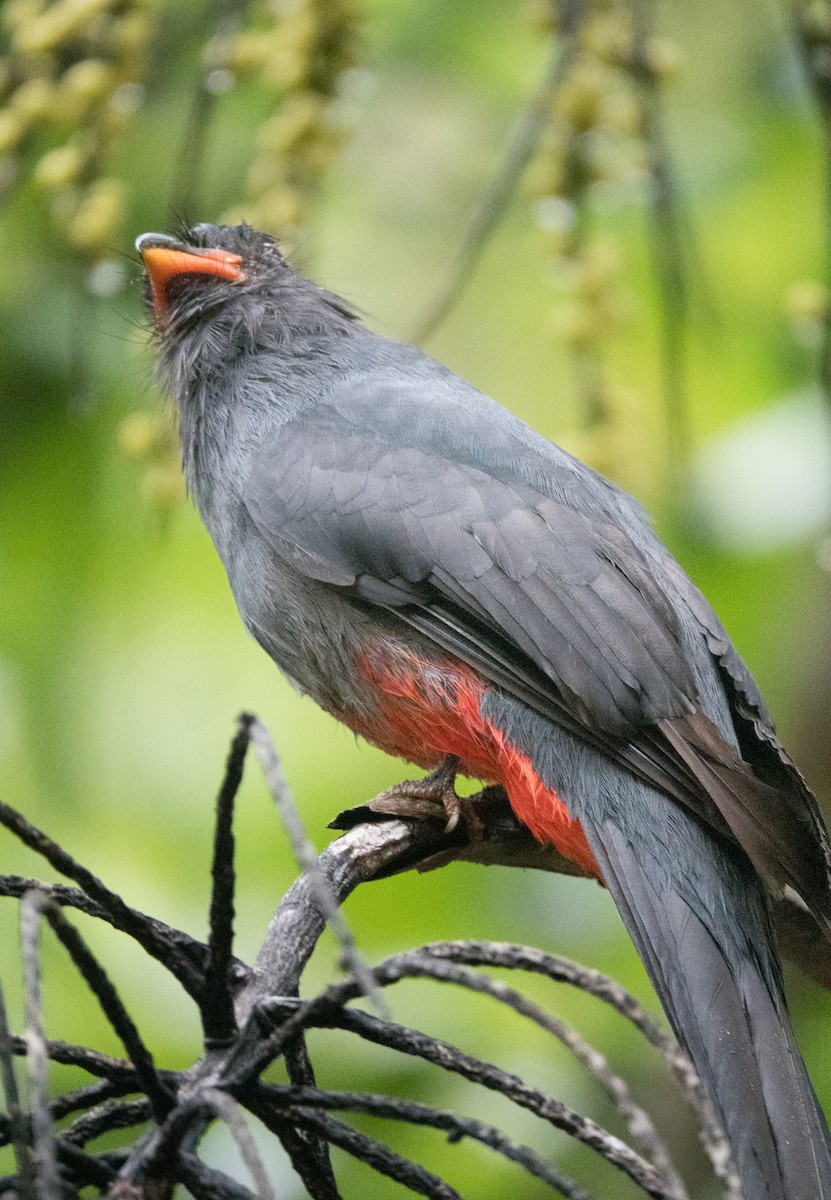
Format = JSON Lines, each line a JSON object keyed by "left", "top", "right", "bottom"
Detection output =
{"left": 247, "top": 1081, "right": 594, "bottom": 1200}
{"left": 631, "top": 0, "right": 691, "bottom": 492}
{"left": 317, "top": 1007, "right": 675, "bottom": 1200}
{"left": 411, "top": 11, "right": 581, "bottom": 345}
{"left": 259, "top": 1103, "right": 462, "bottom": 1199}
{"left": 41, "top": 900, "right": 172, "bottom": 1121}
{"left": 1, "top": 720, "right": 725, "bottom": 1198}
{"left": 64, "top": 1097, "right": 152, "bottom": 1147}
{"left": 204, "top": 713, "right": 254, "bottom": 1045}
{"left": 201, "top": 1089, "right": 275, "bottom": 1200}
{"left": 0, "top": 806, "right": 208, "bottom": 1000}
{"left": 365, "top": 952, "right": 686, "bottom": 1198}
{"left": 19, "top": 891, "right": 61, "bottom": 1200}
{"left": 250, "top": 718, "right": 387, "bottom": 1015}
{"left": 0, "top": 979, "right": 35, "bottom": 1199}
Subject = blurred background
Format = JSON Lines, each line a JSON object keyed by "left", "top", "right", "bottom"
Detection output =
{"left": 2, "top": 0, "right": 831, "bottom": 1195}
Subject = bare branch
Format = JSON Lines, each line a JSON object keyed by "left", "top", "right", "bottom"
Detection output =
{"left": 204, "top": 714, "right": 254, "bottom": 1046}
{"left": 177, "top": 1152, "right": 260, "bottom": 1200}
{"left": 251, "top": 718, "right": 388, "bottom": 1014}
{"left": 411, "top": 8, "right": 582, "bottom": 345}
{"left": 64, "top": 1098, "right": 152, "bottom": 1148}
{"left": 40, "top": 901, "right": 172, "bottom": 1122}
{"left": 315, "top": 1007, "right": 675, "bottom": 1200}
{"left": 0, "top": 979, "right": 35, "bottom": 1199}
{"left": 246, "top": 1082, "right": 595, "bottom": 1199}
{"left": 362, "top": 952, "right": 685, "bottom": 1197}
{"left": 279, "top": 1034, "right": 340, "bottom": 1200}
{"left": 630, "top": 1, "right": 691, "bottom": 489}
{"left": 412, "top": 941, "right": 733, "bottom": 1190}
{"left": 51, "top": 1079, "right": 134, "bottom": 1122}
{"left": 200, "top": 1090, "right": 275, "bottom": 1200}
{"left": 258, "top": 1103, "right": 462, "bottom": 1199}
{"left": 0, "top": 806, "right": 209, "bottom": 1001}
{"left": 790, "top": 0, "right": 831, "bottom": 409}
{"left": 9, "top": 1035, "right": 135, "bottom": 1083}
{"left": 19, "top": 891, "right": 61, "bottom": 1200}
{"left": 1, "top": 722, "right": 730, "bottom": 1198}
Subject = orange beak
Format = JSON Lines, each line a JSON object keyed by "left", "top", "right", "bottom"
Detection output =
{"left": 136, "top": 233, "right": 244, "bottom": 313}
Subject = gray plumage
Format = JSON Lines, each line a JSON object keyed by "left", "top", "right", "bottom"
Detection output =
{"left": 140, "top": 222, "right": 831, "bottom": 1199}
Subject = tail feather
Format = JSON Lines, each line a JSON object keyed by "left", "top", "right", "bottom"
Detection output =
{"left": 583, "top": 814, "right": 831, "bottom": 1200}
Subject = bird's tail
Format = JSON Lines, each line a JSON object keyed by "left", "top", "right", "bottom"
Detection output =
{"left": 581, "top": 808, "right": 831, "bottom": 1200}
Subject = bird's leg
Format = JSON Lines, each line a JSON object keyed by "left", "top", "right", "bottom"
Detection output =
{"left": 368, "top": 755, "right": 485, "bottom": 839}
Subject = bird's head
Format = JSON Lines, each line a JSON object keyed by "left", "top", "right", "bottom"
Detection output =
{"left": 136, "top": 222, "right": 359, "bottom": 408}
{"left": 136, "top": 221, "right": 361, "bottom": 490}
{"left": 135, "top": 223, "right": 292, "bottom": 340}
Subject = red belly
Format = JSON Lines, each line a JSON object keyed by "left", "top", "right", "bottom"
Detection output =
{"left": 351, "top": 642, "right": 600, "bottom": 880}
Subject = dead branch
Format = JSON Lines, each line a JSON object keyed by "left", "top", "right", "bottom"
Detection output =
{"left": 0, "top": 716, "right": 735, "bottom": 1200}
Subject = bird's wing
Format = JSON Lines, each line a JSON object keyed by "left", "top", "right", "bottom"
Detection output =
{"left": 243, "top": 401, "right": 831, "bottom": 931}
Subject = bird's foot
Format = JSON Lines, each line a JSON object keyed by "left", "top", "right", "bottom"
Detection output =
{"left": 367, "top": 756, "right": 486, "bottom": 840}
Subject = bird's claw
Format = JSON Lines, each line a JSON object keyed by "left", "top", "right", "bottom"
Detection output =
{"left": 367, "top": 756, "right": 486, "bottom": 841}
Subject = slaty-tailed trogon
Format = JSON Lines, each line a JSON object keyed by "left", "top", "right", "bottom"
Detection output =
{"left": 137, "top": 222, "right": 831, "bottom": 1198}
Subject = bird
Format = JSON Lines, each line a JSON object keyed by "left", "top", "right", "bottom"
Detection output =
{"left": 137, "top": 221, "right": 831, "bottom": 1198}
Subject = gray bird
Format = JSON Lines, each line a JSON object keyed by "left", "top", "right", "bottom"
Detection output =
{"left": 138, "top": 221, "right": 831, "bottom": 1199}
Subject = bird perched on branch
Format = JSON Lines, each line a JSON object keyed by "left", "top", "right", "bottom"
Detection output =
{"left": 138, "top": 222, "right": 831, "bottom": 1199}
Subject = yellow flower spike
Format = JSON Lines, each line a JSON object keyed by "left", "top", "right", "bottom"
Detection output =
{"left": 583, "top": 12, "right": 634, "bottom": 66}
{"left": 256, "top": 185, "right": 307, "bottom": 231}
{"left": 599, "top": 86, "right": 640, "bottom": 137}
{"left": 526, "top": 149, "right": 567, "bottom": 199}
{"left": 555, "top": 61, "right": 611, "bottom": 133}
{"left": 110, "top": 9, "right": 152, "bottom": 56}
{"left": 2, "top": 0, "right": 45, "bottom": 34}
{"left": 259, "top": 93, "right": 326, "bottom": 154}
{"left": 0, "top": 109, "right": 26, "bottom": 152}
{"left": 67, "top": 176, "right": 124, "bottom": 250}
{"left": 539, "top": 227, "right": 576, "bottom": 258}
{"left": 525, "top": 0, "right": 558, "bottom": 35}
{"left": 286, "top": 132, "right": 338, "bottom": 178}
{"left": 800, "top": 1, "right": 831, "bottom": 39}
{"left": 644, "top": 37, "right": 683, "bottom": 82}
{"left": 228, "top": 31, "right": 272, "bottom": 75}
{"left": 60, "top": 59, "right": 115, "bottom": 110}
{"left": 549, "top": 300, "right": 603, "bottom": 346}
{"left": 33, "top": 142, "right": 83, "bottom": 188}
{"left": 577, "top": 240, "right": 622, "bottom": 298}
{"left": 9, "top": 77, "right": 54, "bottom": 121}
{"left": 13, "top": 0, "right": 113, "bottom": 54}
{"left": 245, "top": 152, "right": 281, "bottom": 197}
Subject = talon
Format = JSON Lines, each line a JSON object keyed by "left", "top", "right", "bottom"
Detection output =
{"left": 368, "top": 755, "right": 463, "bottom": 828}
{"left": 365, "top": 756, "right": 487, "bottom": 842}
{"left": 443, "top": 804, "right": 461, "bottom": 835}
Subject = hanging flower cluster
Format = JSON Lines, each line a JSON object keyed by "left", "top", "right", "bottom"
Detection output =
{"left": 0, "top": 0, "right": 153, "bottom": 270}
{"left": 529, "top": 1, "right": 681, "bottom": 487}
{"left": 219, "top": 0, "right": 360, "bottom": 245}
{"left": 117, "top": 0, "right": 361, "bottom": 517}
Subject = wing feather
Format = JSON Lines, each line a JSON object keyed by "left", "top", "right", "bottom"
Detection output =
{"left": 243, "top": 400, "right": 831, "bottom": 939}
